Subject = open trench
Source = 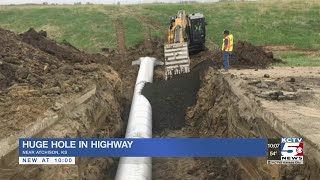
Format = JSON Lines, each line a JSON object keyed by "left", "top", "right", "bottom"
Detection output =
{"left": 117, "top": 59, "right": 313, "bottom": 180}
{"left": 0, "top": 59, "right": 315, "bottom": 179}
{"left": 141, "top": 61, "right": 264, "bottom": 180}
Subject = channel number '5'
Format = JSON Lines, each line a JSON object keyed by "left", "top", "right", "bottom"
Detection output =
{"left": 281, "top": 143, "right": 302, "bottom": 156}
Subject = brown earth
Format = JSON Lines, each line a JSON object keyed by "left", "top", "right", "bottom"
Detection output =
{"left": 151, "top": 67, "right": 320, "bottom": 180}
{"left": 1, "top": 26, "right": 317, "bottom": 180}
{"left": 142, "top": 40, "right": 281, "bottom": 132}
{"left": 139, "top": 41, "right": 320, "bottom": 179}
{"left": 0, "top": 28, "right": 123, "bottom": 179}
{"left": 114, "top": 20, "right": 126, "bottom": 53}
{"left": 0, "top": 28, "right": 165, "bottom": 179}
{"left": 0, "top": 28, "right": 122, "bottom": 139}
{"left": 228, "top": 67, "right": 320, "bottom": 179}
{"left": 191, "top": 40, "right": 283, "bottom": 69}
{"left": 20, "top": 28, "right": 107, "bottom": 63}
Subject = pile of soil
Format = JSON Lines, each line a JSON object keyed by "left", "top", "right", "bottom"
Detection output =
{"left": 192, "top": 40, "right": 283, "bottom": 69}
{"left": 0, "top": 28, "right": 57, "bottom": 91}
{"left": 20, "top": 28, "right": 106, "bottom": 63}
{"left": 0, "top": 27, "right": 122, "bottom": 142}
{"left": 0, "top": 28, "right": 123, "bottom": 180}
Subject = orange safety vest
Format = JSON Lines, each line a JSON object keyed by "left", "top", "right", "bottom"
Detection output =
{"left": 221, "top": 34, "right": 234, "bottom": 52}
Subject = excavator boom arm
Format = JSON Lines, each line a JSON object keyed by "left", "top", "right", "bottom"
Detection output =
{"left": 164, "top": 11, "right": 206, "bottom": 80}
{"left": 165, "top": 11, "right": 190, "bottom": 80}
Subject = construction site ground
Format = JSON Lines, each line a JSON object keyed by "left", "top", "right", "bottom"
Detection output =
{"left": 230, "top": 67, "right": 320, "bottom": 154}
{"left": 149, "top": 66, "right": 320, "bottom": 180}
{"left": 230, "top": 67, "right": 320, "bottom": 177}
{"left": 0, "top": 28, "right": 319, "bottom": 179}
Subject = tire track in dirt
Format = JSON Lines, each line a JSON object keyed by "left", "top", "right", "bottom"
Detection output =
{"left": 138, "top": 16, "right": 161, "bottom": 47}
{"left": 114, "top": 20, "right": 126, "bottom": 53}
{"left": 114, "top": 6, "right": 164, "bottom": 49}
{"left": 140, "top": 16, "right": 164, "bottom": 51}
{"left": 144, "top": 27, "right": 152, "bottom": 48}
{"left": 128, "top": 11, "right": 164, "bottom": 48}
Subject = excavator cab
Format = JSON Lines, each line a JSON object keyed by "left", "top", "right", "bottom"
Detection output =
{"left": 188, "top": 13, "right": 206, "bottom": 51}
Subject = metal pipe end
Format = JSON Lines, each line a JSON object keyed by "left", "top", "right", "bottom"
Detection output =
{"left": 132, "top": 57, "right": 164, "bottom": 66}
{"left": 132, "top": 59, "right": 141, "bottom": 66}
{"left": 154, "top": 60, "right": 164, "bottom": 66}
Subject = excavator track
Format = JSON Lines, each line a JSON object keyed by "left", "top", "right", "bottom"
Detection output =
{"left": 164, "top": 42, "right": 190, "bottom": 80}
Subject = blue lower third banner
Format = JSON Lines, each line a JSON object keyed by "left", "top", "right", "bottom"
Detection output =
{"left": 19, "top": 138, "right": 267, "bottom": 157}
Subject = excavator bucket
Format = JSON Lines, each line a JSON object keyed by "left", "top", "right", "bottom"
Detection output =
{"left": 164, "top": 42, "right": 190, "bottom": 80}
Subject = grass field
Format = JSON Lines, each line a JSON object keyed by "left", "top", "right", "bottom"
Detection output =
{"left": 274, "top": 52, "right": 320, "bottom": 67}
{"left": 0, "top": 0, "right": 319, "bottom": 66}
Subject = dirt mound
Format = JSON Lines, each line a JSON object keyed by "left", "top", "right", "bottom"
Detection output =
{"left": 0, "top": 27, "right": 122, "bottom": 142}
{"left": 231, "top": 41, "right": 282, "bottom": 68}
{"left": 0, "top": 28, "right": 123, "bottom": 180}
{"left": 0, "top": 28, "right": 61, "bottom": 91}
{"left": 192, "top": 41, "right": 282, "bottom": 69}
{"left": 20, "top": 28, "right": 106, "bottom": 63}
{"left": 0, "top": 26, "right": 121, "bottom": 136}
{"left": 142, "top": 60, "right": 213, "bottom": 132}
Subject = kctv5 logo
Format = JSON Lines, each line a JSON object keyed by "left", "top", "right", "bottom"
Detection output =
{"left": 281, "top": 138, "right": 304, "bottom": 163}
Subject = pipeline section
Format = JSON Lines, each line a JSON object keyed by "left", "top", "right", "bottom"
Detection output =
{"left": 115, "top": 57, "right": 163, "bottom": 180}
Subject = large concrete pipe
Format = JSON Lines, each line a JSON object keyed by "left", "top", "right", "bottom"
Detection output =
{"left": 115, "top": 57, "right": 163, "bottom": 180}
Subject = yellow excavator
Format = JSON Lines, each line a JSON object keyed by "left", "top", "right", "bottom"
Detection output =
{"left": 164, "top": 10, "right": 207, "bottom": 80}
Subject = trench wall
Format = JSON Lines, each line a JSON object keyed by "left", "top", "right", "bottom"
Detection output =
{"left": 187, "top": 69, "right": 320, "bottom": 179}
{"left": 0, "top": 85, "right": 123, "bottom": 180}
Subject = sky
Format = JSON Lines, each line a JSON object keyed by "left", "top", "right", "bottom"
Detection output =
{"left": 0, "top": 0, "right": 220, "bottom": 5}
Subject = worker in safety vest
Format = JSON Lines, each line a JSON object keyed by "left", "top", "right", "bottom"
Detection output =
{"left": 221, "top": 30, "right": 234, "bottom": 72}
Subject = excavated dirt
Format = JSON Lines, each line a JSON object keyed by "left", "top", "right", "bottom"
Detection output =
{"left": 0, "top": 28, "right": 123, "bottom": 179}
{"left": 20, "top": 28, "right": 107, "bottom": 63}
{"left": 114, "top": 20, "right": 126, "bottom": 53}
{"left": 104, "top": 39, "right": 281, "bottom": 96}
{"left": 191, "top": 40, "right": 283, "bottom": 69}
{"left": 141, "top": 40, "right": 281, "bottom": 132}
{"left": 2, "top": 26, "right": 314, "bottom": 180}
{"left": 139, "top": 41, "right": 320, "bottom": 179}
{"left": 151, "top": 68, "right": 320, "bottom": 180}
{"left": 0, "top": 28, "right": 122, "bottom": 140}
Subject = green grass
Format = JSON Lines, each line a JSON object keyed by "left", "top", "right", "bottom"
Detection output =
{"left": 0, "top": 7, "right": 117, "bottom": 52}
{"left": 120, "top": 16, "right": 144, "bottom": 48}
{"left": 274, "top": 52, "right": 320, "bottom": 67}
{"left": 141, "top": 1, "right": 320, "bottom": 50}
{"left": 0, "top": 0, "right": 319, "bottom": 56}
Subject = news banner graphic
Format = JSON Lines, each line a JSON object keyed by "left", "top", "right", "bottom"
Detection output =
{"left": 267, "top": 138, "right": 304, "bottom": 164}
{"left": 19, "top": 138, "right": 267, "bottom": 164}
{"left": 19, "top": 138, "right": 303, "bottom": 165}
